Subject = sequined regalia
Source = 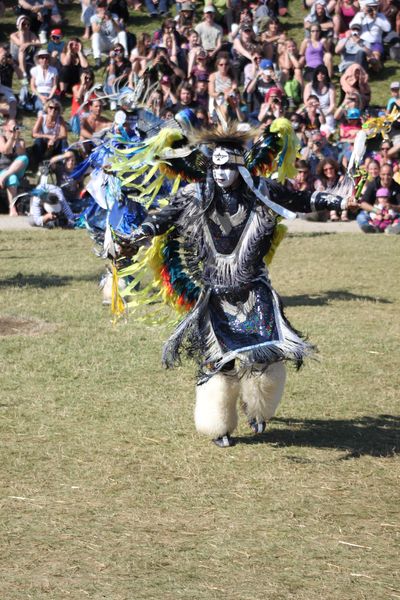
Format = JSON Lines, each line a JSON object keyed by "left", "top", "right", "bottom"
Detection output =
{"left": 114, "top": 120, "right": 348, "bottom": 446}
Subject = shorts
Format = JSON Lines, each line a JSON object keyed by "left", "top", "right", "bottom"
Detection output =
{"left": 0, "top": 155, "right": 29, "bottom": 187}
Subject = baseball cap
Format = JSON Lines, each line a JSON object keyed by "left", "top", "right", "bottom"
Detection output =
{"left": 347, "top": 108, "right": 361, "bottom": 119}
{"left": 204, "top": 4, "right": 215, "bottom": 12}
{"left": 260, "top": 59, "right": 273, "bottom": 70}
{"left": 181, "top": 2, "right": 194, "bottom": 10}
{"left": 51, "top": 28, "right": 62, "bottom": 37}
{"left": 376, "top": 187, "right": 390, "bottom": 197}
{"left": 350, "top": 23, "right": 362, "bottom": 31}
{"left": 390, "top": 81, "right": 400, "bottom": 89}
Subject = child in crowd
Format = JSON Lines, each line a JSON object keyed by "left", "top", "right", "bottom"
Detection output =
{"left": 367, "top": 187, "right": 400, "bottom": 232}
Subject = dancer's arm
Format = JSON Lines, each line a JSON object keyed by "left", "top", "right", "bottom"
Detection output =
{"left": 266, "top": 180, "right": 347, "bottom": 214}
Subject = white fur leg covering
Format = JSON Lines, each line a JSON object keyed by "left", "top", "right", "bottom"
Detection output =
{"left": 242, "top": 362, "right": 286, "bottom": 422}
{"left": 194, "top": 373, "right": 240, "bottom": 437}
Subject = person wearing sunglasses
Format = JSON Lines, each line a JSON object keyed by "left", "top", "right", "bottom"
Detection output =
{"left": 0, "top": 119, "right": 29, "bottom": 216}
{"left": 10, "top": 16, "right": 41, "bottom": 85}
{"left": 30, "top": 49, "right": 58, "bottom": 111}
{"left": 32, "top": 98, "right": 68, "bottom": 168}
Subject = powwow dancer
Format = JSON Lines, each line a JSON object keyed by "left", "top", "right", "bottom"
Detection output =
{"left": 114, "top": 119, "right": 351, "bottom": 448}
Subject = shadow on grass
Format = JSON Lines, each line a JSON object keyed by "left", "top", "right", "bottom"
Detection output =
{"left": 282, "top": 289, "right": 391, "bottom": 307}
{"left": 0, "top": 272, "right": 99, "bottom": 288}
{"left": 238, "top": 415, "right": 400, "bottom": 459}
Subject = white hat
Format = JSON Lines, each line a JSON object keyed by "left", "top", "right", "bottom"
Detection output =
{"left": 390, "top": 81, "right": 400, "bottom": 89}
{"left": 204, "top": 4, "right": 215, "bottom": 12}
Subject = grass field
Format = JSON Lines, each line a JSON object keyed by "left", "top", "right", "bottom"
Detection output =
{"left": 1, "top": 229, "right": 399, "bottom": 599}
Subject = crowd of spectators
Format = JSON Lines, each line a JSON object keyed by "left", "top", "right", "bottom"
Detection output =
{"left": 0, "top": 0, "right": 400, "bottom": 233}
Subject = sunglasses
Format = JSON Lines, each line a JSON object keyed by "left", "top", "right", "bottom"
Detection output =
{"left": 51, "top": 35, "right": 61, "bottom": 39}
{"left": 38, "top": 56, "right": 49, "bottom": 59}
{"left": 48, "top": 105, "right": 59, "bottom": 110}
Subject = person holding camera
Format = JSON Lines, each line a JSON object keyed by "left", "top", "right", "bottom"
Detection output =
{"left": 58, "top": 37, "right": 89, "bottom": 95}
{"left": 258, "top": 86, "right": 285, "bottom": 123}
{"left": 0, "top": 119, "right": 29, "bottom": 216}
{"left": 349, "top": 0, "right": 391, "bottom": 70}
{"left": 335, "top": 23, "right": 370, "bottom": 73}
{"left": 90, "top": 1, "right": 128, "bottom": 69}
{"left": 244, "top": 58, "right": 283, "bottom": 119}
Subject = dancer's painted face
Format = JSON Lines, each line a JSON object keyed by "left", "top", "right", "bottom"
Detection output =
{"left": 212, "top": 147, "right": 240, "bottom": 188}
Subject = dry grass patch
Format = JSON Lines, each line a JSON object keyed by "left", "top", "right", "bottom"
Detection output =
{"left": 0, "top": 230, "right": 399, "bottom": 600}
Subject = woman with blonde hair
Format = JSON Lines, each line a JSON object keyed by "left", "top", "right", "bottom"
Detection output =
{"left": 32, "top": 98, "right": 68, "bottom": 167}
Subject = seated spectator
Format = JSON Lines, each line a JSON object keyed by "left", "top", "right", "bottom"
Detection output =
{"left": 176, "top": 4, "right": 196, "bottom": 35}
{"left": 18, "top": 0, "right": 61, "bottom": 38}
{"left": 277, "top": 38, "right": 304, "bottom": 86}
{"left": 146, "top": 46, "right": 185, "bottom": 86}
{"left": 339, "top": 107, "right": 362, "bottom": 141}
{"left": 213, "top": 88, "right": 247, "bottom": 126}
{"left": 333, "top": 0, "right": 360, "bottom": 38}
{"left": 355, "top": 163, "right": 400, "bottom": 232}
{"left": 372, "top": 139, "right": 399, "bottom": 172}
{"left": 71, "top": 68, "right": 96, "bottom": 116}
{"left": 47, "top": 28, "right": 65, "bottom": 66}
{"left": 49, "top": 150, "right": 86, "bottom": 212}
{"left": 0, "top": 119, "right": 29, "bottom": 216}
{"left": 289, "top": 112, "right": 307, "bottom": 146}
{"left": 258, "top": 86, "right": 285, "bottom": 122}
{"left": 104, "top": 43, "right": 130, "bottom": 104}
{"left": 229, "top": 8, "right": 256, "bottom": 43}
{"left": 300, "top": 129, "right": 337, "bottom": 175}
{"left": 159, "top": 74, "right": 178, "bottom": 107}
{"left": 304, "top": 0, "right": 334, "bottom": 40}
{"left": 29, "top": 184, "right": 75, "bottom": 228}
{"left": 292, "top": 159, "right": 314, "bottom": 192}
{"left": 10, "top": 16, "right": 41, "bottom": 83}
{"left": 334, "top": 91, "right": 362, "bottom": 120}
{"left": 208, "top": 52, "right": 237, "bottom": 113}
{"left": 340, "top": 63, "right": 370, "bottom": 109}
{"left": 299, "top": 24, "right": 333, "bottom": 80}
{"left": 146, "top": 89, "right": 165, "bottom": 117}
{"left": 80, "top": 98, "right": 111, "bottom": 140}
{"left": 188, "top": 48, "right": 210, "bottom": 83}
{"left": 244, "top": 58, "right": 283, "bottom": 119}
{"left": 231, "top": 21, "right": 259, "bottom": 82}
{"left": 90, "top": 1, "right": 128, "bottom": 69}
{"left": 175, "top": 81, "right": 197, "bottom": 111}
{"left": 0, "top": 47, "right": 18, "bottom": 120}
{"left": 32, "top": 99, "right": 68, "bottom": 166}
{"left": 30, "top": 49, "right": 59, "bottom": 111}
{"left": 59, "top": 37, "right": 89, "bottom": 95}
{"left": 183, "top": 30, "right": 202, "bottom": 76}
{"left": 129, "top": 32, "right": 154, "bottom": 79}
{"left": 335, "top": 23, "right": 370, "bottom": 73}
{"left": 303, "top": 65, "right": 336, "bottom": 132}
{"left": 349, "top": 0, "right": 391, "bottom": 71}
{"left": 386, "top": 80, "right": 400, "bottom": 112}
{"left": 364, "top": 186, "right": 400, "bottom": 232}
{"left": 194, "top": 73, "right": 209, "bottom": 109}
{"left": 260, "top": 17, "right": 284, "bottom": 61}
{"left": 315, "top": 158, "right": 347, "bottom": 221}
{"left": 195, "top": 5, "right": 223, "bottom": 61}
{"left": 297, "top": 94, "right": 326, "bottom": 133}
